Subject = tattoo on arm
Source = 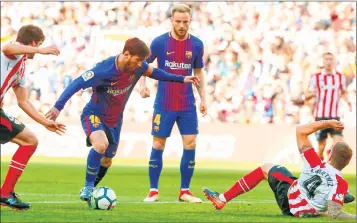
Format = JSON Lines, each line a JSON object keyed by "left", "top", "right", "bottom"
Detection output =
{"left": 328, "top": 201, "right": 356, "bottom": 219}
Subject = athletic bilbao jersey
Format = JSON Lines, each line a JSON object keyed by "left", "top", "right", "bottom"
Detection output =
{"left": 288, "top": 148, "right": 349, "bottom": 217}
{"left": 147, "top": 32, "right": 204, "bottom": 111}
{"left": 60, "top": 56, "right": 149, "bottom": 128}
{"left": 0, "top": 49, "right": 26, "bottom": 102}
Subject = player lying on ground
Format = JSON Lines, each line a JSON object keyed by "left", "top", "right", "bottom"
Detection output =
{"left": 0, "top": 25, "right": 66, "bottom": 210}
{"left": 45, "top": 37, "right": 200, "bottom": 206}
{"left": 203, "top": 120, "right": 355, "bottom": 219}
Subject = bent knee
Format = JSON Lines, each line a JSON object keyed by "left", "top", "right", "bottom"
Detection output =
{"left": 153, "top": 137, "right": 166, "bottom": 150}
{"left": 92, "top": 140, "right": 109, "bottom": 154}
{"left": 23, "top": 132, "right": 39, "bottom": 147}
{"left": 261, "top": 163, "right": 274, "bottom": 176}
{"left": 101, "top": 157, "right": 112, "bottom": 168}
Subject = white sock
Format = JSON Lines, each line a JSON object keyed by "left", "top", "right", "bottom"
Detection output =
{"left": 219, "top": 194, "right": 227, "bottom": 202}
{"left": 150, "top": 188, "right": 158, "bottom": 192}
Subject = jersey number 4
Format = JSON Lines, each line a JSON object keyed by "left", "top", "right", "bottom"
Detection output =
{"left": 302, "top": 175, "right": 322, "bottom": 199}
{"left": 154, "top": 114, "right": 161, "bottom": 126}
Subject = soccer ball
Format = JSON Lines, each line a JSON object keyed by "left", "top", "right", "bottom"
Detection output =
{"left": 91, "top": 186, "right": 117, "bottom": 210}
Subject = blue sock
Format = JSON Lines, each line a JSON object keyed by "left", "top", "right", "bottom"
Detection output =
{"left": 180, "top": 149, "right": 196, "bottom": 189}
{"left": 148, "top": 147, "right": 163, "bottom": 190}
{"left": 85, "top": 149, "right": 104, "bottom": 187}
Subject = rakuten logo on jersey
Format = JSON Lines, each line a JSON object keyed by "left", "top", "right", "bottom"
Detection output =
{"left": 165, "top": 60, "right": 191, "bottom": 70}
{"left": 107, "top": 84, "right": 132, "bottom": 96}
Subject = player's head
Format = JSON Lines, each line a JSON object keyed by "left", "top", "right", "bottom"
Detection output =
{"left": 170, "top": 4, "right": 192, "bottom": 39}
{"left": 322, "top": 52, "right": 335, "bottom": 71}
{"left": 122, "top": 37, "right": 150, "bottom": 72}
{"left": 16, "top": 25, "right": 45, "bottom": 59}
{"left": 328, "top": 142, "right": 353, "bottom": 170}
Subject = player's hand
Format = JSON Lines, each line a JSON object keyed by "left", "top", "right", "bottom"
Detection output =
{"left": 140, "top": 87, "right": 150, "bottom": 98}
{"left": 327, "top": 120, "right": 344, "bottom": 131}
{"left": 44, "top": 120, "right": 66, "bottom": 135}
{"left": 200, "top": 101, "right": 208, "bottom": 117}
{"left": 38, "top": 46, "right": 60, "bottom": 56}
{"left": 45, "top": 107, "right": 61, "bottom": 121}
{"left": 184, "top": 76, "right": 200, "bottom": 85}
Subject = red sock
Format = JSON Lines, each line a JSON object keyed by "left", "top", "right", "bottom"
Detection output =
{"left": 1, "top": 145, "right": 37, "bottom": 197}
{"left": 223, "top": 167, "right": 264, "bottom": 202}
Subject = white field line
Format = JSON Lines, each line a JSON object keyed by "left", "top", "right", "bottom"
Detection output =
{"left": 19, "top": 193, "right": 276, "bottom": 204}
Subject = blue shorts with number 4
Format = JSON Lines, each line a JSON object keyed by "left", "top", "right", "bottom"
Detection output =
{"left": 151, "top": 108, "right": 198, "bottom": 137}
{"left": 81, "top": 111, "right": 123, "bottom": 158}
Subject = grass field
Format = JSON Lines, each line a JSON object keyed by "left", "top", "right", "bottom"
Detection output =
{"left": 1, "top": 162, "right": 356, "bottom": 222}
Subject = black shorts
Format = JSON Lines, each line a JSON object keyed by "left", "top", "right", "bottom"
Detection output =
{"left": 268, "top": 165, "right": 298, "bottom": 216}
{"left": 315, "top": 117, "right": 343, "bottom": 141}
{"left": 0, "top": 109, "right": 25, "bottom": 144}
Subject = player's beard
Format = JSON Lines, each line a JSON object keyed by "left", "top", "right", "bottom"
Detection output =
{"left": 173, "top": 28, "right": 188, "bottom": 39}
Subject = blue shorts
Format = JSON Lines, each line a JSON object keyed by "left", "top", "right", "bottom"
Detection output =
{"left": 151, "top": 108, "right": 198, "bottom": 138}
{"left": 81, "top": 111, "right": 123, "bottom": 158}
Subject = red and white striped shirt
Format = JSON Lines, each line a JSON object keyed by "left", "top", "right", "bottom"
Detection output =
{"left": 288, "top": 148, "right": 348, "bottom": 217}
{"left": 0, "top": 49, "right": 26, "bottom": 103}
{"left": 308, "top": 70, "right": 346, "bottom": 119}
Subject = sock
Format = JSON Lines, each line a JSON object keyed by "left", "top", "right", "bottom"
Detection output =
{"left": 180, "top": 149, "right": 196, "bottom": 189}
{"left": 85, "top": 149, "right": 104, "bottom": 188}
{"left": 94, "top": 166, "right": 109, "bottom": 187}
{"left": 148, "top": 147, "right": 163, "bottom": 190}
{"left": 1, "top": 145, "right": 37, "bottom": 197}
{"left": 223, "top": 167, "right": 264, "bottom": 202}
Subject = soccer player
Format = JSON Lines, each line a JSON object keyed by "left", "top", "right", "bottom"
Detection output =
{"left": 203, "top": 120, "right": 356, "bottom": 219}
{"left": 0, "top": 25, "right": 66, "bottom": 210}
{"left": 139, "top": 4, "right": 206, "bottom": 203}
{"left": 304, "top": 52, "right": 352, "bottom": 160}
{"left": 45, "top": 37, "right": 200, "bottom": 205}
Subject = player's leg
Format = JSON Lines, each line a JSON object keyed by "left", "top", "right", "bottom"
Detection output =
{"left": 0, "top": 110, "right": 37, "bottom": 210}
{"left": 203, "top": 163, "right": 272, "bottom": 210}
{"left": 144, "top": 109, "right": 175, "bottom": 202}
{"left": 94, "top": 120, "right": 122, "bottom": 187}
{"left": 80, "top": 114, "right": 109, "bottom": 203}
{"left": 177, "top": 109, "right": 201, "bottom": 203}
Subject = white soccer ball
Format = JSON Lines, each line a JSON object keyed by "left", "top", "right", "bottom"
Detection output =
{"left": 91, "top": 186, "right": 117, "bottom": 210}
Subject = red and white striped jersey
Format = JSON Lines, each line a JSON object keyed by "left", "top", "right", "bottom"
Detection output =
{"left": 288, "top": 148, "right": 348, "bottom": 217}
{"left": 0, "top": 47, "right": 26, "bottom": 103}
{"left": 308, "top": 71, "right": 346, "bottom": 119}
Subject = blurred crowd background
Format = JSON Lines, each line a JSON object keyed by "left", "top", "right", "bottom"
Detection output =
{"left": 1, "top": 2, "right": 356, "bottom": 126}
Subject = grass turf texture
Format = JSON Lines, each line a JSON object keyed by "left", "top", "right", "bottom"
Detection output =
{"left": 1, "top": 162, "right": 355, "bottom": 222}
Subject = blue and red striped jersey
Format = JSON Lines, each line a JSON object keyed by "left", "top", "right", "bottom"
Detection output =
{"left": 147, "top": 32, "right": 204, "bottom": 111}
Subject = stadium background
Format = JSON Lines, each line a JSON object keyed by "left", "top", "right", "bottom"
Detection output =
{"left": 1, "top": 2, "right": 356, "bottom": 173}
{"left": 0, "top": 2, "right": 356, "bottom": 222}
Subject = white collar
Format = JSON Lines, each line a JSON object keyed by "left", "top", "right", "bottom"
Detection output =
{"left": 321, "top": 69, "right": 337, "bottom": 75}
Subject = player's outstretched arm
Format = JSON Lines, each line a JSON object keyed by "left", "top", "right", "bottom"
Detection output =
{"left": 296, "top": 120, "right": 344, "bottom": 153}
{"left": 2, "top": 43, "right": 60, "bottom": 56}
{"left": 328, "top": 200, "right": 356, "bottom": 219}
{"left": 13, "top": 86, "right": 66, "bottom": 135}
{"left": 144, "top": 65, "right": 200, "bottom": 85}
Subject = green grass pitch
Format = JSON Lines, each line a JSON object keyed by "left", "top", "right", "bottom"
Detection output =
{"left": 1, "top": 162, "right": 355, "bottom": 222}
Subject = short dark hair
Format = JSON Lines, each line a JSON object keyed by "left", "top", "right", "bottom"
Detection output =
{"left": 122, "top": 37, "right": 150, "bottom": 60}
{"left": 16, "top": 25, "right": 45, "bottom": 45}
{"left": 331, "top": 142, "right": 352, "bottom": 170}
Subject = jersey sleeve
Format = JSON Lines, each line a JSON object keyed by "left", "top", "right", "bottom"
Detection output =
{"left": 327, "top": 175, "right": 348, "bottom": 206}
{"left": 301, "top": 148, "right": 323, "bottom": 169}
{"left": 146, "top": 37, "right": 160, "bottom": 64}
{"left": 308, "top": 74, "right": 317, "bottom": 92}
{"left": 193, "top": 39, "right": 204, "bottom": 69}
{"left": 54, "top": 60, "right": 110, "bottom": 111}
